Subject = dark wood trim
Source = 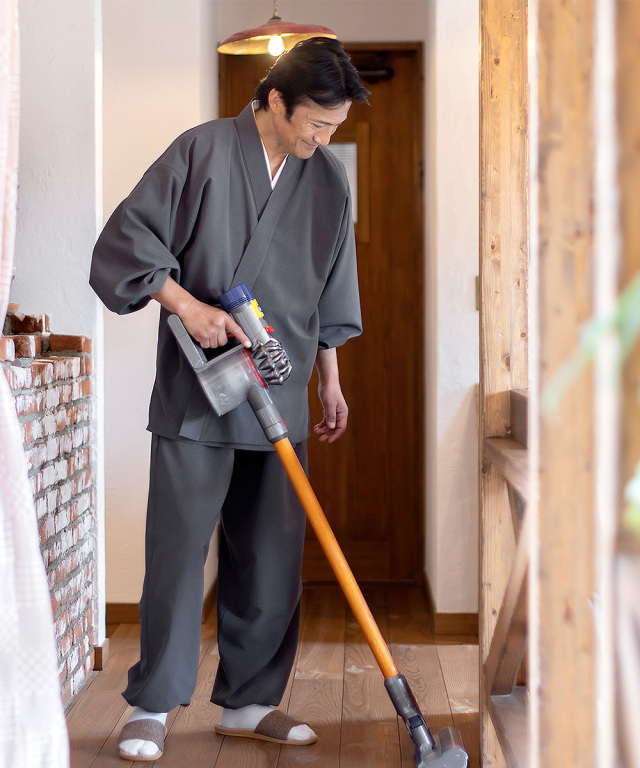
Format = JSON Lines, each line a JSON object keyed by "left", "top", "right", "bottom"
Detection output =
{"left": 105, "top": 603, "right": 140, "bottom": 624}
{"left": 433, "top": 612, "right": 479, "bottom": 638}
{"left": 107, "top": 583, "right": 218, "bottom": 627}
{"left": 94, "top": 638, "right": 109, "bottom": 671}
{"left": 423, "top": 578, "right": 479, "bottom": 639}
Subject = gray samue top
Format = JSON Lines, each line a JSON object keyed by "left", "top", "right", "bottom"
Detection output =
{"left": 90, "top": 102, "right": 362, "bottom": 449}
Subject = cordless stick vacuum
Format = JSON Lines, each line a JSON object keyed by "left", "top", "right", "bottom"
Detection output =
{"left": 168, "top": 284, "right": 468, "bottom": 768}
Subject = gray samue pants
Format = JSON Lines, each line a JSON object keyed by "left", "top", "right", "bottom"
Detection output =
{"left": 123, "top": 434, "right": 308, "bottom": 712}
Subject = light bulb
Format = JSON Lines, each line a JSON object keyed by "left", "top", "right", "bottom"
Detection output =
{"left": 268, "top": 35, "right": 285, "bottom": 56}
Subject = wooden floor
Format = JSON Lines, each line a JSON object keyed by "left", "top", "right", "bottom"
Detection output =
{"left": 67, "top": 586, "right": 479, "bottom": 767}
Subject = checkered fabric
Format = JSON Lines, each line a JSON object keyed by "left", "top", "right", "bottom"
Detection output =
{"left": 0, "top": 1, "right": 70, "bottom": 765}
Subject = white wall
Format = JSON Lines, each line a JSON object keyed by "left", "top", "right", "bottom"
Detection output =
{"left": 103, "top": 0, "right": 480, "bottom": 613}
{"left": 102, "top": 0, "right": 218, "bottom": 603}
{"left": 13, "top": 0, "right": 107, "bottom": 641}
{"left": 13, "top": 0, "right": 102, "bottom": 336}
{"left": 425, "top": 0, "right": 479, "bottom": 612}
{"left": 214, "top": 0, "right": 428, "bottom": 43}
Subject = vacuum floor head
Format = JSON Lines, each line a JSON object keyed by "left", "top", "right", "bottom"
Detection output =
{"left": 416, "top": 726, "right": 468, "bottom": 767}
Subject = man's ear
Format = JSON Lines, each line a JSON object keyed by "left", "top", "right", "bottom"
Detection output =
{"left": 268, "top": 89, "right": 285, "bottom": 115}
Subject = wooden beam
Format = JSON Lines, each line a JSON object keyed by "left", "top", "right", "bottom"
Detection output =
{"left": 479, "top": 2, "right": 529, "bottom": 765}
{"left": 534, "top": 1, "right": 596, "bottom": 765}
{"left": 479, "top": 466, "right": 516, "bottom": 767}
{"left": 485, "top": 509, "right": 531, "bottom": 696}
{"left": 615, "top": 554, "right": 640, "bottom": 766}
{"left": 479, "top": 0, "right": 529, "bottom": 442}
{"left": 484, "top": 437, "right": 529, "bottom": 501}
{"left": 615, "top": 1, "right": 640, "bottom": 764}
{"left": 489, "top": 686, "right": 529, "bottom": 768}
{"left": 617, "top": 0, "right": 640, "bottom": 550}
{"left": 508, "top": 477, "right": 528, "bottom": 689}
{"left": 507, "top": 483, "right": 525, "bottom": 542}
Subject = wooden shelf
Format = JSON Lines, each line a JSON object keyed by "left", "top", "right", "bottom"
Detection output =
{"left": 484, "top": 437, "right": 529, "bottom": 501}
{"left": 489, "top": 686, "right": 529, "bottom": 768}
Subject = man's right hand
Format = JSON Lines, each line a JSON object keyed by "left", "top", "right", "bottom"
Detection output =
{"left": 181, "top": 301, "right": 251, "bottom": 350}
{"left": 151, "top": 276, "right": 251, "bottom": 349}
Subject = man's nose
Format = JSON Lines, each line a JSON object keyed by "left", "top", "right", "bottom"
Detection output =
{"left": 313, "top": 127, "right": 333, "bottom": 146}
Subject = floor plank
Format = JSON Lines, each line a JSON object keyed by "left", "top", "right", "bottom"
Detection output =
{"left": 387, "top": 586, "right": 456, "bottom": 767}
{"left": 279, "top": 586, "right": 345, "bottom": 768}
{"left": 154, "top": 626, "right": 221, "bottom": 768}
{"left": 453, "top": 712, "right": 481, "bottom": 768}
{"left": 437, "top": 644, "right": 480, "bottom": 767}
{"left": 437, "top": 644, "right": 480, "bottom": 713}
{"left": 67, "top": 586, "right": 479, "bottom": 767}
{"left": 341, "top": 600, "right": 402, "bottom": 768}
{"left": 211, "top": 595, "right": 312, "bottom": 768}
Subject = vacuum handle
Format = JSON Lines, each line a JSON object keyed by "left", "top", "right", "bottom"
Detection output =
{"left": 167, "top": 314, "right": 207, "bottom": 370}
{"left": 219, "top": 284, "right": 292, "bottom": 385}
{"left": 219, "top": 284, "right": 272, "bottom": 346}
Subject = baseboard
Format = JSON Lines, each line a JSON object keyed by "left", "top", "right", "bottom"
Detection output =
{"left": 94, "top": 638, "right": 110, "bottom": 671}
{"left": 106, "top": 583, "right": 217, "bottom": 627}
{"left": 432, "top": 612, "right": 479, "bottom": 637}
{"left": 422, "top": 579, "right": 479, "bottom": 639}
{"left": 106, "top": 603, "right": 140, "bottom": 624}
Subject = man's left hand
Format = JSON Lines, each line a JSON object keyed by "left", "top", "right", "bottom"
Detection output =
{"left": 314, "top": 384, "right": 348, "bottom": 443}
{"left": 314, "top": 348, "right": 348, "bottom": 443}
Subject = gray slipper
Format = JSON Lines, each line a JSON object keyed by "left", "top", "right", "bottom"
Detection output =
{"left": 214, "top": 709, "right": 318, "bottom": 745}
{"left": 118, "top": 718, "right": 166, "bottom": 762}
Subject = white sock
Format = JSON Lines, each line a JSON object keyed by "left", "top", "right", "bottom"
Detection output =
{"left": 220, "top": 704, "right": 315, "bottom": 742}
{"left": 119, "top": 707, "right": 168, "bottom": 758}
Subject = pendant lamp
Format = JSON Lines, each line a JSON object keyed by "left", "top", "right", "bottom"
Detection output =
{"left": 217, "top": 1, "right": 337, "bottom": 56}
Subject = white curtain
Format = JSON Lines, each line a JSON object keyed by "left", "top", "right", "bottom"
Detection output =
{"left": 0, "top": 1, "right": 70, "bottom": 766}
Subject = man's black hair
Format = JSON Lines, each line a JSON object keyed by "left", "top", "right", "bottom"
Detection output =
{"left": 255, "top": 37, "right": 370, "bottom": 118}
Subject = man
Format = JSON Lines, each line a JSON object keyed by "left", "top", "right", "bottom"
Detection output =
{"left": 90, "top": 38, "right": 369, "bottom": 761}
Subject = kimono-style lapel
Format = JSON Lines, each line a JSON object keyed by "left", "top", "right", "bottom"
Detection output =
{"left": 234, "top": 103, "right": 273, "bottom": 217}
{"left": 232, "top": 103, "right": 304, "bottom": 290}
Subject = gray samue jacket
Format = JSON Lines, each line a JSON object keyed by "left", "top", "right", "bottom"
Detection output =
{"left": 90, "top": 102, "right": 362, "bottom": 449}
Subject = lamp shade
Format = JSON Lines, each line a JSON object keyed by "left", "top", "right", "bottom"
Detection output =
{"left": 217, "top": 13, "right": 336, "bottom": 55}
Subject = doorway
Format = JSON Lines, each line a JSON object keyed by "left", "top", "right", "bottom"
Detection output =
{"left": 219, "top": 44, "right": 424, "bottom": 583}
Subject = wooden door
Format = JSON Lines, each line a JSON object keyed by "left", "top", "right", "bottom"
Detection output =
{"left": 219, "top": 44, "right": 424, "bottom": 583}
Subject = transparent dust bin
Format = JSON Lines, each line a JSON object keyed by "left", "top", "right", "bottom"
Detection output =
{"left": 196, "top": 345, "right": 265, "bottom": 416}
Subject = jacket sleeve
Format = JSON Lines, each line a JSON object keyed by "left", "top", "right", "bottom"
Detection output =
{"left": 89, "top": 161, "right": 191, "bottom": 315}
{"left": 317, "top": 194, "right": 363, "bottom": 349}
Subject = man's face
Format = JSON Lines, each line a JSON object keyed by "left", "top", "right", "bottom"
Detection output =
{"left": 270, "top": 94, "right": 351, "bottom": 159}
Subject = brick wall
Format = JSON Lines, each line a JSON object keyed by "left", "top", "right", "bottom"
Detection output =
{"left": 1, "top": 310, "right": 97, "bottom": 707}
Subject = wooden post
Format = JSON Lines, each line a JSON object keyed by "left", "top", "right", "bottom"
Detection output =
{"left": 479, "top": 2, "right": 528, "bottom": 765}
{"left": 616, "top": 0, "right": 640, "bottom": 514}
{"left": 615, "top": 2, "right": 640, "bottom": 765}
{"left": 533, "top": 2, "right": 596, "bottom": 765}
